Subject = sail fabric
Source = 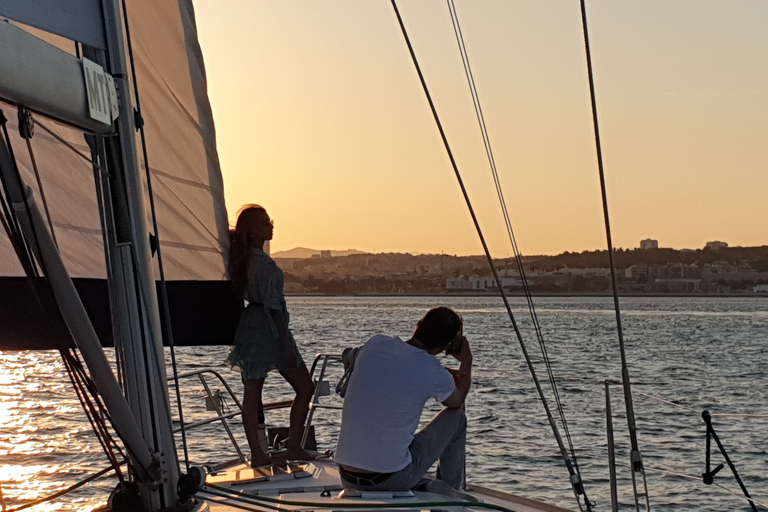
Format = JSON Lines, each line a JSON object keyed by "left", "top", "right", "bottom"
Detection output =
{"left": 0, "top": 107, "right": 105, "bottom": 278}
{"left": 126, "top": 0, "right": 230, "bottom": 280}
{"left": 0, "top": 0, "right": 229, "bottom": 281}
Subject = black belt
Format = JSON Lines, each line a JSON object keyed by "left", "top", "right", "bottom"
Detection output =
{"left": 339, "top": 466, "right": 393, "bottom": 486}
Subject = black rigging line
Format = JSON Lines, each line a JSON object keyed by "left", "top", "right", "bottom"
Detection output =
{"left": 0, "top": 110, "right": 132, "bottom": 498}
{"left": 445, "top": 0, "right": 584, "bottom": 483}
{"left": 391, "top": 2, "right": 588, "bottom": 509}
{"left": 0, "top": 110, "right": 40, "bottom": 278}
{"left": 35, "top": 121, "right": 98, "bottom": 166}
{"left": 702, "top": 411, "right": 759, "bottom": 512}
{"left": 60, "top": 348, "right": 127, "bottom": 482}
{"left": 19, "top": 109, "right": 58, "bottom": 246}
{"left": 3, "top": 464, "right": 123, "bottom": 512}
{"left": 578, "top": 0, "right": 649, "bottom": 509}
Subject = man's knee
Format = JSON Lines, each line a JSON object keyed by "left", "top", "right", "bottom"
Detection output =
{"left": 439, "top": 407, "right": 466, "bottom": 431}
{"left": 445, "top": 407, "right": 465, "bottom": 420}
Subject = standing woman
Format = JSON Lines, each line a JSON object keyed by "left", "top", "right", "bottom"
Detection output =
{"left": 228, "top": 205, "right": 314, "bottom": 466}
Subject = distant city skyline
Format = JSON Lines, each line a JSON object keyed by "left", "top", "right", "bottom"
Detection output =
{"left": 271, "top": 238, "right": 755, "bottom": 259}
{"left": 193, "top": 1, "right": 768, "bottom": 257}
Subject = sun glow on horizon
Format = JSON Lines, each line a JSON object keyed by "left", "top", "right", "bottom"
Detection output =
{"left": 195, "top": 1, "right": 768, "bottom": 257}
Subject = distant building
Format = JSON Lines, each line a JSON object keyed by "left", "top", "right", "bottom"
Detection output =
{"left": 470, "top": 276, "right": 522, "bottom": 290}
{"left": 446, "top": 278, "right": 473, "bottom": 291}
{"left": 320, "top": 250, "right": 332, "bottom": 258}
{"left": 625, "top": 265, "right": 647, "bottom": 280}
{"left": 654, "top": 278, "right": 702, "bottom": 293}
{"left": 705, "top": 241, "right": 728, "bottom": 250}
{"left": 446, "top": 276, "right": 523, "bottom": 291}
{"left": 640, "top": 239, "right": 659, "bottom": 250}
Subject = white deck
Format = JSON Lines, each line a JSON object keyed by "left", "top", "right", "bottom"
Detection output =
{"left": 201, "top": 461, "right": 574, "bottom": 512}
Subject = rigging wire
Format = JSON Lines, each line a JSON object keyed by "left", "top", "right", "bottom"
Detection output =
{"left": 0, "top": 188, "right": 25, "bottom": 269}
{"left": 0, "top": 112, "right": 130, "bottom": 509}
{"left": 390, "top": 2, "right": 588, "bottom": 509}
{"left": 23, "top": 139, "right": 56, "bottom": 243}
{"left": 60, "top": 348, "right": 127, "bottom": 480}
{"left": 2, "top": 465, "right": 122, "bottom": 512}
{"left": 629, "top": 388, "right": 768, "bottom": 418}
{"left": 119, "top": 0, "right": 191, "bottom": 471}
{"left": 34, "top": 121, "right": 99, "bottom": 168}
{"left": 578, "top": 0, "right": 649, "bottom": 509}
{"left": 445, "top": 0, "right": 585, "bottom": 487}
{"left": 18, "top": 109, "right": 57, "bottom": 245}
{"left": 0, "top": 111, "right": 41, "bottom": 278}
{"left": 643, "top": 466, "right": 768, "bottom": 510}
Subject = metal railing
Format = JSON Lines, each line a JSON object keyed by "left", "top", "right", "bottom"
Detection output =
{"left": 168, "top": 354, "right": 344, "bottom": 470}
{"left": 302, "top": 353, "right": 343, "bottom": 447}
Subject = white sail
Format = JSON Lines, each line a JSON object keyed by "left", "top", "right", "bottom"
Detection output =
{"left": 0, "top": 0, "right": 229, "bottom": 281}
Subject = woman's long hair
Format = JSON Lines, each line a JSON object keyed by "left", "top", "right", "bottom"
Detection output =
{"left": 229, "top": 204, "right": 267, "bottom": 297}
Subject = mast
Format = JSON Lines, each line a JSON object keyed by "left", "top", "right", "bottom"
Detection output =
{"left": 0, "top": 2, "right": 183, "bottom": 510}
{"left": 99, "top": 1, "right": 181, "bottom": 508}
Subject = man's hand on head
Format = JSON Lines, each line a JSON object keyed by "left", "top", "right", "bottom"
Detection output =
{"left": 442, "top": 336, "right": 473, "bottom": 409}
{"left": 450, "top": 335, "right": 472, "bottom": 365}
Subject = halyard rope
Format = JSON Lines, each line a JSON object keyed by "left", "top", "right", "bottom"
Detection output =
{"left": 578, "top": 1, "right": 650, "bottom": 509}
{"left": 445, "top": 3, "right": 589, "bottom": 509}
{"left": 390, "top": 2, "right": 589, "bottom": 509}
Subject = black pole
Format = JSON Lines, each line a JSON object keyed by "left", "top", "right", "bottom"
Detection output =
{"left": 701, "top": 411, "right": 758, "bottom": 512}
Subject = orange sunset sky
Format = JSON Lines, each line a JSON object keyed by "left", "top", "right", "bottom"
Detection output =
{"left": 192, "top": 1, "right": 768, "bottom": 256}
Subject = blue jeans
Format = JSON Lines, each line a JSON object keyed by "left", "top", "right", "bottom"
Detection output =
{"left": 341, "top": 408, "right": 466, "bottom": 491}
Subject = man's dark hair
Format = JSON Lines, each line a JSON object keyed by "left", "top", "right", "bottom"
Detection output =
{"left": 413, "top": 307, "right": 463, "bottom": 351}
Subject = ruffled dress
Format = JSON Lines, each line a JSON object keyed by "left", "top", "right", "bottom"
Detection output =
{"left": 227, "top": 248, "right": 303, "bottom": 380}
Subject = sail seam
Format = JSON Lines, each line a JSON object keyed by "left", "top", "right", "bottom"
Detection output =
{"left": 150, "top": 166, "right": 212, "bottom": 190}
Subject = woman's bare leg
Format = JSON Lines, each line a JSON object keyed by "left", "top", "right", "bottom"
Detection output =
{"left": 243, "top": 378, "right": 271, "bottom": 467}
{"left": 279, "top": 365, "right": 314, "bottom": 460}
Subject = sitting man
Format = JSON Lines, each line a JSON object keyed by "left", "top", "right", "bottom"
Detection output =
{"left": 334, "top": 306, "right": 472, "bottom": 491}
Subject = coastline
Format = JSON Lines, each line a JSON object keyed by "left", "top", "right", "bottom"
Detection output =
{"left": 286, "top": 292, "right": 768, "bottom": 299}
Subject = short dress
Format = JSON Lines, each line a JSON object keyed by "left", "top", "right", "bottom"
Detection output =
{"left": 227, "top": 248, "right": 304, "bottom": 380}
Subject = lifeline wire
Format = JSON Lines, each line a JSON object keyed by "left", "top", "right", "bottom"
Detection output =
{"left": 446, "top": 0, "right": 585, "bottom": 493}
{"left": 391, "top": 2, "right": 587, "bottom": 509}
{"left": 579, "top": 1, "right": 649, "bottom": 509}
{"left": 120, "top": 0, "right": 191, "bottom": 471}
{"left": 643, "top": 466, "right": 768, "bottom": 510}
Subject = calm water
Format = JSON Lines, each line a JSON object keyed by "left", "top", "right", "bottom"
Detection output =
{"left": 1, "top": 296, "right": 767, "bottom": 511}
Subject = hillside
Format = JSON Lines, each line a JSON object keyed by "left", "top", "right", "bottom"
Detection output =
{"left": 271, "top": 247, "right": 368, "bottom": 259}
{"left": 275, "top": 246, "right": 768, "bottom": 295}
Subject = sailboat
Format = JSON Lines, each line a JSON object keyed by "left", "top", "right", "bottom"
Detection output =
{"left": 0, "top": 1, "right": 588, "bottom": 511}
{"left": 1, "top": 2, "right": 763, "bottom": 512}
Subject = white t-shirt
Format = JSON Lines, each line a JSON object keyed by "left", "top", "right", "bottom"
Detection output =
{"left": 334, "top": 335, "right": 456, "bottom": 473}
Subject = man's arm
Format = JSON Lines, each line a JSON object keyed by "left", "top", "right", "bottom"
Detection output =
{"left": 442, "top": 336, "right": 472, "bottom": 409}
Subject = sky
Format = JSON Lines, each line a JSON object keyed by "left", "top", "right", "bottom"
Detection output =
{"left": 192, "top": 1, "right": 768, "bottom": 257}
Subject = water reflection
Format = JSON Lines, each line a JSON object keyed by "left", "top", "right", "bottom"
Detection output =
{"left": 1, "top": 297, "right": 767, "bottom": 511}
